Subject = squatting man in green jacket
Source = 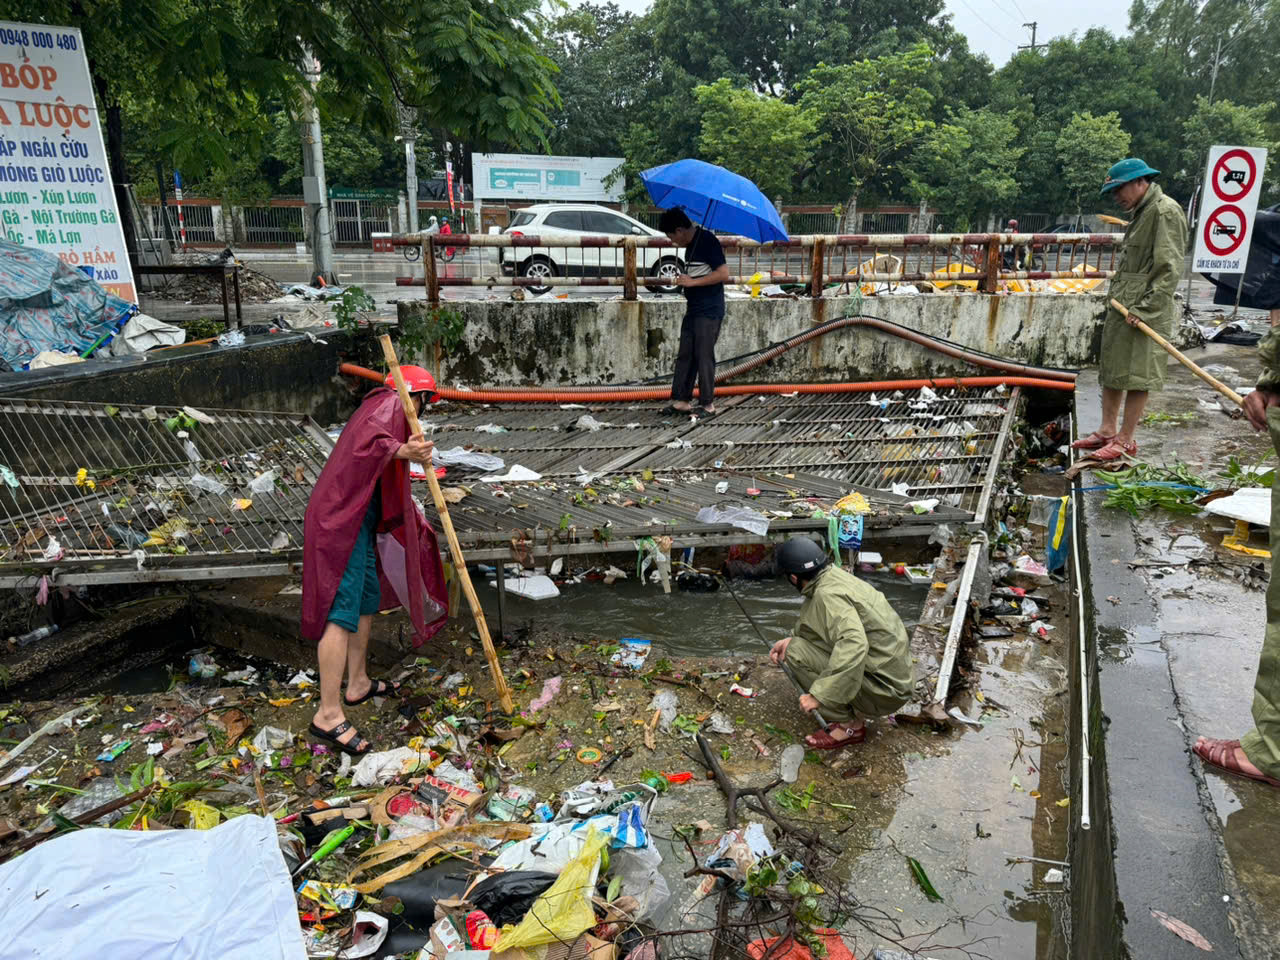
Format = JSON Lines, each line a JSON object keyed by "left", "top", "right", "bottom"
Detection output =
{"left": 1072, "top": 157, "right": 1188, "bottom": 462}
{"left": 768, "top": 538, "right": 915, "bottom": 750}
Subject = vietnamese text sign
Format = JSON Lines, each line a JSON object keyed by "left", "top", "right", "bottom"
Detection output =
{"left": 0, "top": 22, "right": 135, "bottom": 303}
{"left": 1192, "top": 145, "right": 1269, "bottom": 275}
{"left": 472, "top": 153, "right": 624, "bottom": 201}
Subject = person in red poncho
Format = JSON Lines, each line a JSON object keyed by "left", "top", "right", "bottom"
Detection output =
{"left": 303, "top": 366, "right": 449, "bottom": 755}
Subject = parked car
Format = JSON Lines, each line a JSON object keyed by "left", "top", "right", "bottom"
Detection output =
{"left": 498, "top": 204, "right": 685, "bottom": 294}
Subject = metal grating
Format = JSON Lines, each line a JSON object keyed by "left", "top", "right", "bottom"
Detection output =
{"left": 419, "top": 386, "right": 1018, "bottom": 561}
{"left": 0, "top": 398, "right": 334, "bottom": 587}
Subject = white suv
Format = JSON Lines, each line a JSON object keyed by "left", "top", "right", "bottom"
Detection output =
{"left": 498, "top": 203, "right": 684, "bottom": 294}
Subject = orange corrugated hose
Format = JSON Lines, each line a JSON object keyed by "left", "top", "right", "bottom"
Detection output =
{"left": 339, "top": 363, "right": 1072, "bottom": 398}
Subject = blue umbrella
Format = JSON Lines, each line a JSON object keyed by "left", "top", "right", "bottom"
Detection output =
{"left": 640, "top": 159, "right": 789, "bottom": 244}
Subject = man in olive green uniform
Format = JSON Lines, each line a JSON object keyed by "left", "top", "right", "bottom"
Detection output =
{"left": 1194, "top": 325, "right": 1280, "bottom": 789}
{"left": 769, "top": 538, "right": 914, "bottom": 749}
{"left": 1072, "top": 158, "right": 1188, "bottom": 462}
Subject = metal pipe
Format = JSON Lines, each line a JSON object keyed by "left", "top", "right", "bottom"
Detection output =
{"left": 933, "top": 531, "right": 987, "bottom": 705}
{"left": 1069, "top": 412, "right": 1092, "bottom": 831}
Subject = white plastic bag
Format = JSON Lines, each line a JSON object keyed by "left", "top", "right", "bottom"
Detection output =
{"left": 613, "top": 842, "right": 671, "bottom": 922}
{"left": 0, "top": 815, "right": 305, "bottom": 960}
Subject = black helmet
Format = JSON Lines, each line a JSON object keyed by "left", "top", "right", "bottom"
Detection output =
{"left": 776, "top": 538, "right": 829, "bottom": 578}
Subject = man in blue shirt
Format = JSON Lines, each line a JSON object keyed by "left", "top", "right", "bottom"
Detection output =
{"left": 659, "top": 208, "right": 729, "bottom": 416}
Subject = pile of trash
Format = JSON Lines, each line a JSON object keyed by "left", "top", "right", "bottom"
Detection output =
{"left": 144, "top": 248, "right": 284, "bottom": 303}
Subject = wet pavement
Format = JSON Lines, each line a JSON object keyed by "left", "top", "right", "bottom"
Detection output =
{"left": 1076, "top": 333, "right": 1280, "bottom": 960}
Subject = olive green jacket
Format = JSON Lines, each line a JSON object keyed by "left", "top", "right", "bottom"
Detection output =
{"left": 1258, "top": 327, "right": 1280, "bottom": 390}
{"left": 1105, "top": 183, "right": 1188, "bottom": 328}
{"left": 792, "top": 566, "right": 914, "bottom": 710}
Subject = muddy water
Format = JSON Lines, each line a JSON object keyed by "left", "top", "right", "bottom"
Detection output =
{"left": 475, "top": 570, "right": 929, "bottom": 658}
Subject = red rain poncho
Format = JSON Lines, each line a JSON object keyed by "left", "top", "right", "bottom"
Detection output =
{"left": 302, "top": 388, "right": 448, "bottom": 644}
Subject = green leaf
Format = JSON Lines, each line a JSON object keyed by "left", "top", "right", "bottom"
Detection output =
{"left": 606, "top": 876, "right": 621, "bottom": 902}
{"left": 908, "top": 856, "right": 944, "bottom": 902}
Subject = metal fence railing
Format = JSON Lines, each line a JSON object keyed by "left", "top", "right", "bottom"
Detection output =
{"left": 786, "top": 211, "right": 840, "bottom": 234}
{"left": 142, "top": 204, "right": 217, "bottom": 245}
{"left": 391, "top": 231, "right": 1119, "bottom": 302}
{"left": 243, "top": 206, "right": 305, "bottom": 245}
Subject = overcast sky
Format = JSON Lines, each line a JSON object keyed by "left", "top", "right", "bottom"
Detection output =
{"left": 586, "top": 0, "right": 1121, "bottom": 67}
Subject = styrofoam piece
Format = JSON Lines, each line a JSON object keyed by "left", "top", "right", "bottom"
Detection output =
{"left": 903, "top": 564, "right": 935, "bottom": 584}
{"left": 857, "top": 551, "right": 883, "bottom": 565}
{"left": 501, "top": 575, "right": 560, "bottom": 600}
{"left": 1204, "top": 487, "right": 1270, "bottom": 527}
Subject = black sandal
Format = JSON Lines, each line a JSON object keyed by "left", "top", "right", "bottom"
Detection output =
{"left": 344, "top": 677, "right": 402, "bottom": 706}
{"left": 660, "top": 405, "right": 691, "bottom": 416}
{"left": 309, "top": 720, "right": 372, "bottom": 756}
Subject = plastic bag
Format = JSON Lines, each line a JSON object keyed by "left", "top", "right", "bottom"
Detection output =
{"left": 469, "top": 870, "right": 557, "bottom": 927}
{"left": 696, "top": 505, "right": 770, "bottom": 536}
{"left": 249, "top": 469, "right": 277, "bottom": 494}
{"left": 648, "top": 690, "right": 678, "bottom": 733}
{"left": 613, "top": 842, "right": 671, "bottom": 922}
{"left": 1045, "top": 496, "right": 1071, "bottom": 573}
{"left": 493, "top": 827, "right": 606, "bottom": 951}
{"left": 432, "top": 446, "right": 505, "bottom": 472}
{"left": 188, "top": 473, "right": 227, "bottom": 496}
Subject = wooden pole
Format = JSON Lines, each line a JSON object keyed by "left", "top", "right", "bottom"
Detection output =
{"left": 809, "top": 237, "right": 825, "bottom": 298}
{"left": 982, "top": 234, "right": 1001, "bottom": 293}
{"left": 423, "top": 237, "right": 439, "bottom": 305}
{"left": 377, "top": 334, "right": 515, "bottom": 714}
{"left": 1110, "top": 298, "right": 1244, "bottom": 407}
{"left": 622, "top": 237, "right": 637, "bottom": 301}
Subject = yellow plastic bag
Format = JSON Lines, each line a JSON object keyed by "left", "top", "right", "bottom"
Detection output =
{"left": 493, "top": 827, "right": 607, "bottom": 951}
{"left": 179, "top": 799, "right": 221, "bottom": 830}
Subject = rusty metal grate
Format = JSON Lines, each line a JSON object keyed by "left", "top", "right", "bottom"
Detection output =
{"left": 0, "top": 398, "right": 334, "bottom": 587}
{"left": 419, "top": 386, "right": 1019, "bottom": 560}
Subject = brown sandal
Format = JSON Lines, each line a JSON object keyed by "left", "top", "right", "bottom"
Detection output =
{"left": 805, "top": 723, "right": 867, "bottom": 750}
{"left": 1194, "top": 736, "right": 1280, "bottom": 788}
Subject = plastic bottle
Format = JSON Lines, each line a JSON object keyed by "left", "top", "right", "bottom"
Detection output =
{"left": 14, "top": 624, "right": 59, "bottom": 648}
{"left": 466, "top": 910, "right": 499, "bottom": 948}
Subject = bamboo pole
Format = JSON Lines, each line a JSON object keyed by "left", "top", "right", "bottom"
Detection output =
{"left": 377, "top": 335, "right": 514, "bottom": 714}
{"left": 1110, "top": 298, "right": 1244, "bottom": 407}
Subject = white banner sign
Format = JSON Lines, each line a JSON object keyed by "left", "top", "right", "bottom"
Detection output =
{"left": 0, "top": 21, "right": 136, "bottom": 303}
{"left": 472, "top": 153, "right": 624, "bottom": 201}
{"left": 1192, "top": 144, "right": 1270, "bottom": 275}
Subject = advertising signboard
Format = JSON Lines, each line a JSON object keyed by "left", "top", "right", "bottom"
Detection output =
{"left": 472, "top": 153, "right": 625, "bottom": 202}
{"left": 0, "top": 21, "right": 136, "bottom": 302}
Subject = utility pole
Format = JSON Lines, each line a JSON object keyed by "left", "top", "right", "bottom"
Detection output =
{"left": 299, "top": 46, "right": 335, "bottom": 285}
{"left": 1019, "top": 22, "right": 1045, "bottom": 54}
{"left": 398, "top": 104, "right": 419, "bottom": 235}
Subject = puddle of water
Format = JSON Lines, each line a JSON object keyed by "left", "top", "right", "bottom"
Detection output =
{"left": 476, "top": 571, "right": 929, "bottom": 659}
{"left": 85, "top": 645, "right": 296, "bottom": 696}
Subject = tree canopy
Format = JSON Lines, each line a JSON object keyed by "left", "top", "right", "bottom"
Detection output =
{"left": 35, "top": 0, "right": 1280, "bottom": 224}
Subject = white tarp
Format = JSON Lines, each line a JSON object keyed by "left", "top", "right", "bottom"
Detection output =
{"left": 108, "top": 313, "right": 186, "bottom": 356}
{"left": 0, "top": 814, "right": 305, "bottom": 960}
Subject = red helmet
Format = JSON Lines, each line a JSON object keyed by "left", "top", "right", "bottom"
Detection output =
{"left": 386, "top": 364, "right": 439, "bottom": 401}
{"left": 1007, "top": 219, "right": 1019, "bottom": 229}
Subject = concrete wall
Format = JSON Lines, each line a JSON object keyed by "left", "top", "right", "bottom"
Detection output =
{"left": 400, "top": 293, "right": 1108, "bottom": 386}
{"left": 0, "top": 332, "right": 363, "bottom": 426}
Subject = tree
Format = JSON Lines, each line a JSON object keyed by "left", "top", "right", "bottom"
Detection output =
{"left": 542, "top": 4, "right": 654, "bottom": 157}
{"left": 648, "top": 0, "right": 949, "bottom": 92}
{"left": 797, "top": 44, "right": 936, "bottom": 222}
{"left": 905, "top": 107, "right": 1023, "bottom": 231}
{"left": 1056, "top": 111, "right": 1132, "bottom": 219}
{"left": 10, "top": 0, "right": 560, "bottom": 251}
{"left": 692, "top": 80, "right": 819, "bottom": 200}
{"left": 1179, "top": 95, "right": 1280, "bottom": 202}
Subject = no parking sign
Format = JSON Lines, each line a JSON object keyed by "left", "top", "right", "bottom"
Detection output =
{"left": 1193, "top": 145, "right": 1269, "bottom": 273}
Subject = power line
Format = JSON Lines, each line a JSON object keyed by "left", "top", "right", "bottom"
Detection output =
{"left": 956, "top": 0, "right": 1019, "bottom": 47}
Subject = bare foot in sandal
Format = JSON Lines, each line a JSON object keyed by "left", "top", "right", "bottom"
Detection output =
{"left": 1194, "top": 735, "right": 1280, "bottom": 787}
{"left": 310, "top": 708, "right": 372, "bottom": 756}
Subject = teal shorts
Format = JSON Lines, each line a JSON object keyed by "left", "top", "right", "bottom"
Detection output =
{"left": 327, "top": 498, "right": 381, "bottom": 632}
